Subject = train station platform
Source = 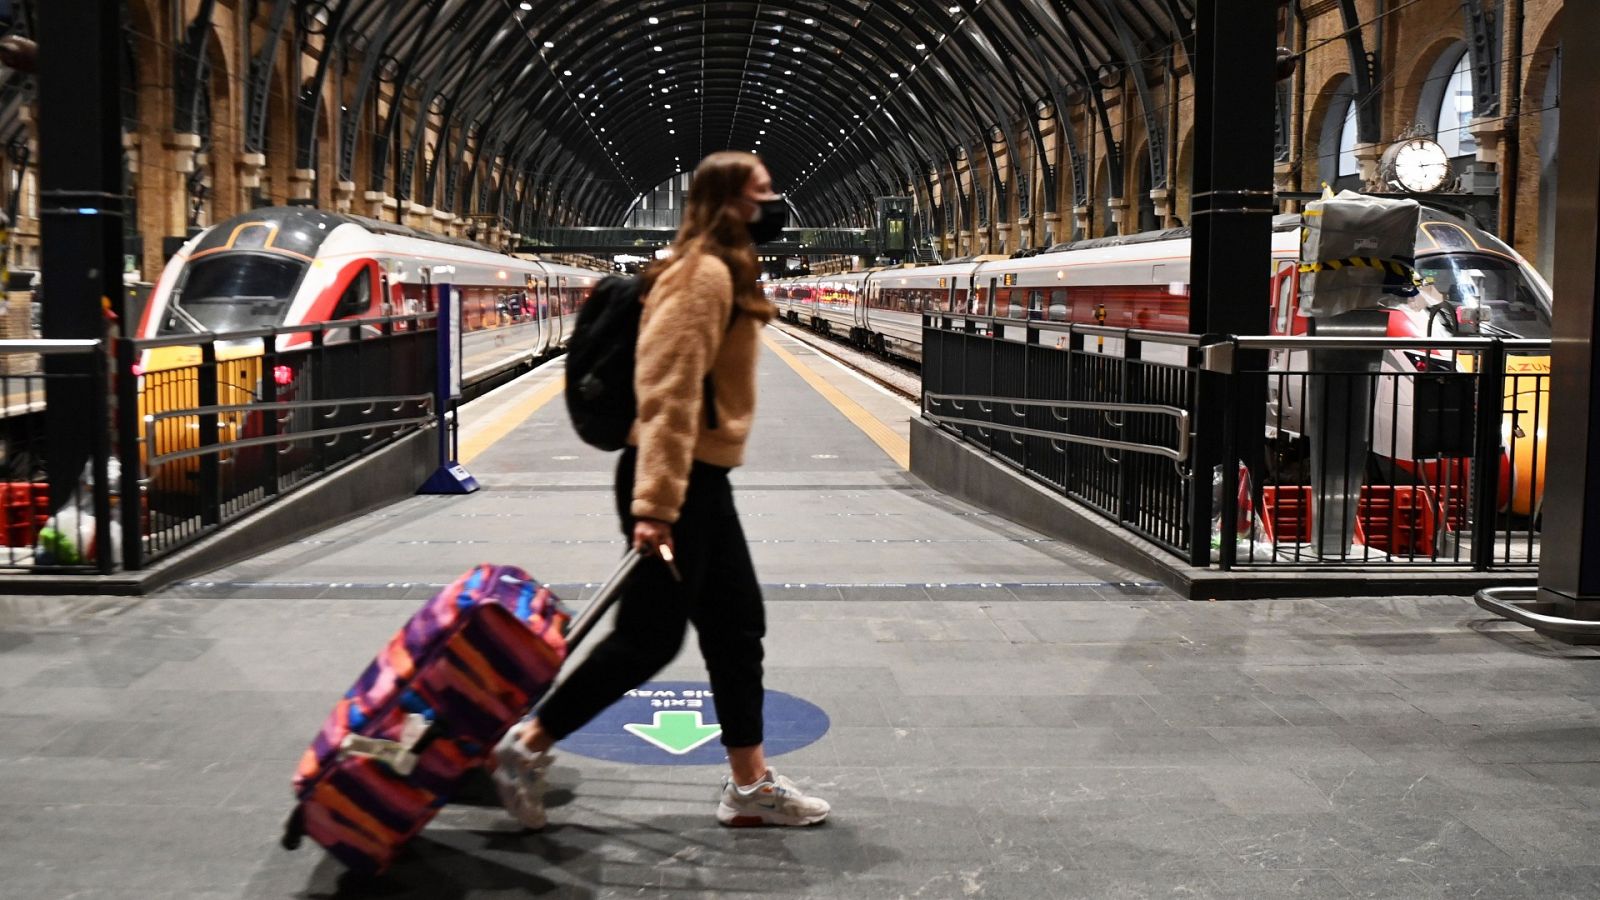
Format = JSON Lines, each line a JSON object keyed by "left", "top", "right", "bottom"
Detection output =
{"left": 3, "top": 328, "right": 1600, "bottom": 899}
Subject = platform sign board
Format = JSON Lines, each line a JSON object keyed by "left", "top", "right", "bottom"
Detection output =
{"left": 558, "top": 681, "right": 829, "bottom": 766}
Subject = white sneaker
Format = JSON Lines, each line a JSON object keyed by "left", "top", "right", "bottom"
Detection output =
{"left": 716, "top": 770, "right": 831, "bottom": 827}
{"left": 492, "top": 725, "right": 553, "bottom": 830}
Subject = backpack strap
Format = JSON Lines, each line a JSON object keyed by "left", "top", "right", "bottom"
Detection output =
{"left": 702, "top": 303, "right": 742, "bottom": 431}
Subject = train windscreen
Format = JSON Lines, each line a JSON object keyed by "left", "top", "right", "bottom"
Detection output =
{"left": 159, "top": 254, "right": 306, "bottom": 335}
{"left": 1416, "top": 252, "right": 1552, "bottom": 339}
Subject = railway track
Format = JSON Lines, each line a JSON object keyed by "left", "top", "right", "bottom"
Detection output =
{"left": 770, "top": 319, "right": 920, "bottom": 402}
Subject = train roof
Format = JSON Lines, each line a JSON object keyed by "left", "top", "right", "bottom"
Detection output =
{"left": 194, "top": 206, "right": 519, "bottom": 260}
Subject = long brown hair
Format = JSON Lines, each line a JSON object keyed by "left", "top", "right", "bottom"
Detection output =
{"left": 641, "top": 151, "right": 763, "bottom": 302}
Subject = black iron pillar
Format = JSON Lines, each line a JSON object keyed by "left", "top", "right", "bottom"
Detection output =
{"left": 37, "top": 0, "right": 124, "bottom": 511}
{"left": 1477, "top": 0, "right": 1600, "bottom": 642}
{"left": 1186, "top": 0, "right": 1278, "bottom": 566}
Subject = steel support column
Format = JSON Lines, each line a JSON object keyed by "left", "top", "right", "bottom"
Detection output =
{"left": 1186, "top": 0, "right": 1276, "bottom": 566}
{"left": 38, "top": 0, "right": 123, "bottom": 512}
{"left": 1478, "top": 0, "right": 1600, "bottom": 642}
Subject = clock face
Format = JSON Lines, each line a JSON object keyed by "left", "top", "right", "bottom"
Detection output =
{"left": 1392, "top": 139, "right": 1451, "bottom": 192}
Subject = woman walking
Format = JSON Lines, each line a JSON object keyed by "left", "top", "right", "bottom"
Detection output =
{"left": 494, "top": 151, "right": 830, "bottom": 829}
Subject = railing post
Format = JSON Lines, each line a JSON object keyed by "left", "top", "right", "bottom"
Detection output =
{"left": 260, "top": 336, "right": 281, "bottom": 498}
{"left": 1471, "top": 339, "right": 1507, "bottom": 570}
{"left": 89, "top": 345, "right": 113, "bottom": 575}
{"left": 311, "top": 328, "right": 328, "bottom": 476}
{"left": 1189, "top": 339, "right": 1226, "bottom": 568}
{"left": 197, "top": 341, "right": 221, "bottom": 528}
{"left": 1217, "top": 356, "right": 1241, "bottom": 571}
{"left": 1024, "top": 324, "right": 1038, "bottom": 474}
{"left": 115, "top": 339, "right": 144, "bottom": 570}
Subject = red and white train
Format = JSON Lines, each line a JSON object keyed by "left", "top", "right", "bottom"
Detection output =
{"left": 138, "top": 206, "right": 601, "bottom": 361}
{"left": 766, "top": 207, "right": 1553, "bottom": 516}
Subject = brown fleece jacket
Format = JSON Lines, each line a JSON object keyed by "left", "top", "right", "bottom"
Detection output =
{"left": 628, "top": 252, "right": 776, "bottom": 523}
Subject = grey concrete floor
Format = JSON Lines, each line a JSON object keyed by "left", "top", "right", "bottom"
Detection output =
{"left": 3, "top": 329, "right": 1600, "bottom": 899}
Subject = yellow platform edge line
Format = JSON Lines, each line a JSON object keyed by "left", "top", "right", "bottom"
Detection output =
{"left": 459, "top": 376, "right": 566, "bottom": 465}
{"left": 760, "top": 330, "right": 911, "bottom": 470}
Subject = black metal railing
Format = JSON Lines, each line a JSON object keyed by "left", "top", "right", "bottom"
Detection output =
{"left": 1210, "top": 335, "right": 1550, "bottom": 571}
{"left": 0, "top": 340, "right": 114, "bottom": 574}
{"left": 922, "top": 315, "right": 1201, "bottom": 559}
{"left": 115, "top": 314, "right": 438, "bottom": 568}
{"left": 923, "top": 315, "right": 1550, "bottom": 573}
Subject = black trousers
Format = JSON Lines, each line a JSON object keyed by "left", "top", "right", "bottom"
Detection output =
{"left": 536, "top": 448, "right": 767, "bottom": 748}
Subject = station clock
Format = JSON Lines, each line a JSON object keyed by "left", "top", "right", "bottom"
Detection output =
{"left": 1381, "top": 138, "right": 1454, "bottom": 193}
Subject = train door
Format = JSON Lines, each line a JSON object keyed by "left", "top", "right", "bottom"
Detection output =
{"left": 531, "top": 273, "right": 550, "bottom": 353}
{"left": 554, "top": 276, "right": 569, "bottom": 346}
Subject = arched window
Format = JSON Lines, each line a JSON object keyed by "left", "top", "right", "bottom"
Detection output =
{"left": 1435, "top": 52, "right": 1478, "bottom": 159}
{"left": 1319, "top": 78, "right": 1365, "bottom": 192}
{"left": 1338, "top": 102, "right": 1360, "bottom": 182}
{"left": 1136, "top": 154, "right": 1158, "bottom": 233}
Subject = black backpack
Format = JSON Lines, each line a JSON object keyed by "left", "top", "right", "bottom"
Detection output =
{"left": 565, "top": 274, "right": 730, "bottom": 451}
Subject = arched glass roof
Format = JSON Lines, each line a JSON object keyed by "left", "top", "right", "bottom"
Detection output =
{"left": 344, "top": 0, "right": 1194, "bottom": 226}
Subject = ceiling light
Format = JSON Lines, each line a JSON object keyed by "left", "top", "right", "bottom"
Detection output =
{"left": 648, "top": 16, "right": 660, "bottom": 24}
{"left": 759, "top": 130, "right": 766, "bottom": 134}
{"left": 804, "top": 17, "right": 815, "bottom": 24}
{"left": 890, "top": 73, "right": 900, "bottom": 79}
{"left": 578, "top": 92, "right": 586, "bottom": 98}
{"left": 563, "top": 69, "right": 572, "bottom": 76}
{"left": 793, "top": 46, "right": 803, "bottom": 52}
{"left": 654, "top": 45, "right": 663, "bottom": 52}
{"left": 662, "top": 88, "right": 670, "bottom": 94}
{"left": 658, "top": 68, "right": 666, "bottom": 74}
{"left": 869, "top": 94, "right": 878, "bottom": 99}
{"left": 664, "top": 104, "right": 671, "bottom": 108}
{"left": 543, "top": 41, "right": 554, "bottom": 48}
{"left": 785, "top": 70, "right": 794, "bottom": 75}
{"left": 770, "top": 38, "right": 780, "bottom": 45}
{"left": 949, "top": 5, "right": 960, "bottom": 12}
{"left": 776, "top": 88, "right": 784, "bottom": 93}
{"left": 669, "top": 129, "right": 675, "bottom": 134}
{"left": 667, "top": 118, "right": 673, "bottom": 122}
{"left": 518, "top": 2, "right": 532, "bottom": 9}
{"left": 915, "top": 43, "right": 926, "bottom": 50}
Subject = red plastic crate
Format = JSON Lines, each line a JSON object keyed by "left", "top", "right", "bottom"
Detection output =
{"left": 1, "top": 482, "right": 50, "bottom": 548}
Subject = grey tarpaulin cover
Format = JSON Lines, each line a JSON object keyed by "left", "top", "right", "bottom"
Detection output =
{"left": 1298, "top": 190, "right": 1421, "bottom": 317}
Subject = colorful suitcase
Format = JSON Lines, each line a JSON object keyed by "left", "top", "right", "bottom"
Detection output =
{"left": 282, "top": 552, "right": 640, "bottom": 873}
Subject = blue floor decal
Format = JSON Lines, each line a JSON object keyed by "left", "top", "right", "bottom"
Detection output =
{"left": 557, "top": 681, "right": 830, "bottom": 765}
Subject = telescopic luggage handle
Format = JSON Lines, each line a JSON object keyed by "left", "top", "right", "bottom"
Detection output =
{"left": 564, "top": 548, "right": 645, "bottom": 650}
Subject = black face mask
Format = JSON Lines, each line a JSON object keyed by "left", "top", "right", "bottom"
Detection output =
{"left": 747, "top": 196, "right": 789, "bottom": 244}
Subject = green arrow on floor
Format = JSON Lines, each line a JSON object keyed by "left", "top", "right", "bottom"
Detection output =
{"left": 623, "top": 710, "right": 723, "bottom": 755}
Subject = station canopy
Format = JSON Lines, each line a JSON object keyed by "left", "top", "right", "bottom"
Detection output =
{"left": 342, "top": 0, "right": 1193, "bottom": 226}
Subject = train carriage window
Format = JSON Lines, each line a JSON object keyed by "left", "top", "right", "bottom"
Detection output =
{"left": 1275, "top": 261, "right": 1296, "bottom": 334}
{"left": 332, "top": 268, "right": 373, "bottom": 320}
{"left": 953, "top": 288, "right": 969, "bottom": 314}
{"left": 994, "top": 288, "right": 1013, "bottom": 319}
{"left": 1049, "top": 289, "right": 1068, "bottom": 322}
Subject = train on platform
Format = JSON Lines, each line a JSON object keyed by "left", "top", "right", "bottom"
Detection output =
{"left": 138, "top": 206, "right": 600, "bottom": 353}
{"left": 132, "top": 207, "right": 601, "bottom": 499}
{"left": 766, "top": 207, "right": 1553, "bottom": 521}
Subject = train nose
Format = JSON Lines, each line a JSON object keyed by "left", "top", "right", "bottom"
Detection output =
{"left": 1502, "top": 355, "right": 1549, "bottom": 518}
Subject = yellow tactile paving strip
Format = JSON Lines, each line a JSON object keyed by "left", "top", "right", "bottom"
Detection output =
{"left": 760, "top": 329, "right": 911, "bottom": 470}
{"left": 458, "top": 375, "right": 565, "bottom": 464}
